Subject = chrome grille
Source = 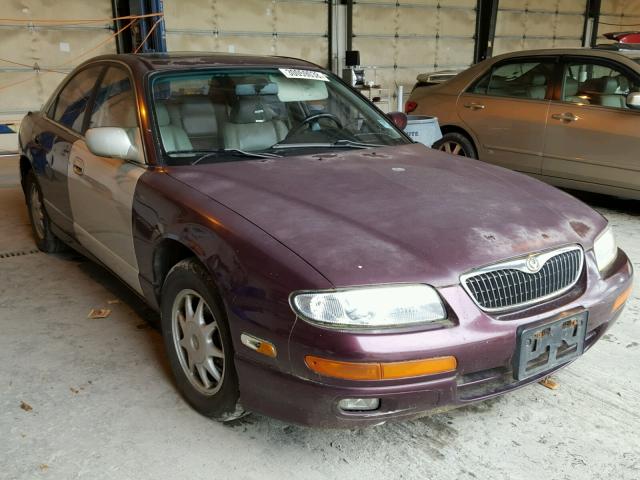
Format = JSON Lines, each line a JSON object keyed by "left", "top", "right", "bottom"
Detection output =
{"left": 461, "top": 246, "right": 583, "bottom": 312}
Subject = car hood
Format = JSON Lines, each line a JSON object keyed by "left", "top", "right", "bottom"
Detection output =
{"left": 167, "top": 144, "right": 606, "bottom": 287}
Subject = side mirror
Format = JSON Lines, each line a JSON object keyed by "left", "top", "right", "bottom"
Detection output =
{"left": 387, "top": 111, "right": 408, "bottom": 130}
{"left": 626, "top": 92, "right": 640, "bottom": 109}
{"left": 86, "top": 127, "right": 140, "bottom": 162}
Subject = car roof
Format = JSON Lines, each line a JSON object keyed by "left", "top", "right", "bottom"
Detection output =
{"left": 491, "top": 47, "right": 640, "bottom": 62}
{"left": 80, "top": 52, "right": 321, "bottom": 72}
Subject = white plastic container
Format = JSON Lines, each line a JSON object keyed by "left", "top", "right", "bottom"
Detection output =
{"left": 404, "top": 115, "right": 442, "bottom": 147}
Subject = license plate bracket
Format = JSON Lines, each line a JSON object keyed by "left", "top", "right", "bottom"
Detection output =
{"left": 514, "top": 311, "right": 588, "bottom": 381}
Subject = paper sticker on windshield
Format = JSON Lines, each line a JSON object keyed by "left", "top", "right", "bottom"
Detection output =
{"left": 279, "top": 68, "right": 329, "bottom": 82}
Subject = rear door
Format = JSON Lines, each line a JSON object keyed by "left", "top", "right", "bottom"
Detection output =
{"left": 30, "top": 65, "right": 104, "bottom": 236}
{"left": 542, "top": 56, "right": 640, "bottom": 195}
{"left": 457, "top": 57, "right": 558, "bottom": 174}
{"left": 67, "top": 65, "right": 147, "bottom": 294}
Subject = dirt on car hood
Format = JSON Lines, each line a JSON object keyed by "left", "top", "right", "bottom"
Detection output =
{"left": 167, "top": 143, "right": 606, "bottom": 287}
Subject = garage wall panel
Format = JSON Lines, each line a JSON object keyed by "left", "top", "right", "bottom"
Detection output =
{"left": 353, "top": 1, "right": 477, "bottom": 89}
{"left": 163, "top": 0, "right": 328, "bottom": 68}
{"left": 493, "top": 0, "right": 585, "bottom": 56}
{"left": 0, "top": 0, "right": 116, "bottom": 122}
{"left": 598, "top": 0, "right": 640, "bottom": 43}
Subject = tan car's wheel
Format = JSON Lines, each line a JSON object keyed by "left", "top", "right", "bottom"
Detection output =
{"left": 160, "top": 258, "right": 245, "bottom": 421}
{"left": 434, "top": 132, "right": 477, "bottom": 159}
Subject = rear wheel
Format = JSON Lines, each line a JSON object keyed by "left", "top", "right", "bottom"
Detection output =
{"left": 25, "top": 171, "right": 63, "bottom": 253}
{"left": 434, "top": 132, "right": 477, "bottom": 159}
{"left": 160, "top": 258, "right": 244, "bottom": 421}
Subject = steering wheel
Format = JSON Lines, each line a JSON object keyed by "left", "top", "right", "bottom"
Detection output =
{"left": 285, "top": 113, "right": 343, "bottom": 139}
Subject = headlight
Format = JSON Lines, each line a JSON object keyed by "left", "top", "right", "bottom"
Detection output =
{"left": 289, "top": 284, "right": 447, "bottom": 329}
{"left": 593, "top": 225, "right": 617, "bottom": 272}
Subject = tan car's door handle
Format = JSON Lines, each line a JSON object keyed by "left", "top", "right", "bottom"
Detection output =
{"left": 464, "top": 102, "right": 486, "bottom": 110}
{"left": 72, "top": 158, "right": 84, "bottom": 176}
{"left": 551, "top": 112, "right": 579, "bottom": 122}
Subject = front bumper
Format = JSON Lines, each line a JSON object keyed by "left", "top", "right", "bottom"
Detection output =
{"left": 236, "top": 250, "right": 633, "bottom": 427}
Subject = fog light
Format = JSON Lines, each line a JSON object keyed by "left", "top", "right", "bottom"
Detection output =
{"left": 338, "top": 398, "right": 380, "bottom": 412}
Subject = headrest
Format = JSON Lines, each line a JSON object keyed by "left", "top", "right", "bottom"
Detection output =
{"left": 230, "top": 96, "right": 279, "bottom": 124}
{"left": 601, "top": 76, "right": 619, "bottom": 93}
{"left": 155, "top": 103, "right": 170, "bottom": 126}
{"left": 180, "top": 97, "right": 217, "bottom": 135}
{"left": 583, "top": 76, "right": 619, "bottom": 94}
{"left": 235, "top": 83, "right": 279, "bottom": 96}
{"left": 564, "top": 77, "right": 579, "bottom": 96}
{"left": 531, "top": 74, "right": 546, "bottom": 86}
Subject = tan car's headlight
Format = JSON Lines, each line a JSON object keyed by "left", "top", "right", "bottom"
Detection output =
{"left": 593, "top": 225, "right": 618, "bottom": 272}
{"left": 290, "top": 285, "right": 447, "bottom": 329}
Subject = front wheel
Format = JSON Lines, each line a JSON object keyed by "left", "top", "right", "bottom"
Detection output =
{"left": 433, "top": 132, "right": 477, "bottom": 159}
{"left": 160, "top": 258, "right": 244, "bottom": 421}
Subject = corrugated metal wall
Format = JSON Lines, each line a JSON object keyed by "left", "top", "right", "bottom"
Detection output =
{"left": 352, "top": 0, "right": 477, "bottom": 89}
{"left": 0, "top": 0, "right": 116, "bottom": 123}
{"left": 163, "top": 0, "right": 328, "bottom": 67}
{"left": 598, "top": 0, "right": 640, "bottom": 42}
{"left": 493, "top": 0, "right": 585, "bottom": 56}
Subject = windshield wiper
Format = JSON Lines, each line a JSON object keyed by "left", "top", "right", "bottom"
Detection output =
{"left": 270, "top": 140, "right": 384, "bottom": 150}
{"left": 183, "top": 149, "right": 281, "bottom": 165}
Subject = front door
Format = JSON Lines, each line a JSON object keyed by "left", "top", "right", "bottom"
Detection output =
{"left": 542, "top": 57, "right": 640, "bottom": 196}
{"left": 67, "top": 66, "right": 146, "bottom": 293}
{"left": 457, "top": 58, "right": 557, "bottom": 174}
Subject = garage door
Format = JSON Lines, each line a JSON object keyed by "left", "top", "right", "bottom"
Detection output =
{"left": 493, "top": 0, "right": 586, "bottom": 56}
{"left": 598, "top": 0, "right": 640, "bottom": 43}
{"left": 163, "top": 0, "right": 329, "bottom": 68}
{"left": 0, "top": 1, "right": 117, "bottom": 127}
{"left": 352, "top": 0, "right": 477, "bottom": 89}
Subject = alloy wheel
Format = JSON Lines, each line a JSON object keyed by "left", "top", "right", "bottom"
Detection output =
{"left": 171, "top": 289, "right": 225, "bottom": 396}
{"left": 29, "top": 183, "right": 45, "bottom": 240}
{"left": 438, "top": 141, "right": 467, "bottom": 156}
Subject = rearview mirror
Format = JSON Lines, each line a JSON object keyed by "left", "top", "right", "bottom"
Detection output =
{"left": 86, "top": 127, "right": 140, "bottom": 162}
{"left": 387, "top": 111, "right": 408, "bottom": 130}
{"left": 626, "top": 92, "right": 640, "bottom": 109}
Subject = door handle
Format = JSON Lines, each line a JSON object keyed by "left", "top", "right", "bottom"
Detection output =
{"left": 72, "top": 158, "right": 84, "bottom": 176}
{"left": 551, "top": 112, "right": 579, "bottom": 122}
{"left": 464, "top": 102, "right": 486, "bottom": 110}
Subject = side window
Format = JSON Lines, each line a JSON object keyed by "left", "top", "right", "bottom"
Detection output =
{"left": 471, "top": 61, "right": 554, "bottom": 100}
{"left": 89, "top": 67, "right": 137, "bottom": 129}
{"left": 561, "top": 61, "right": 640, "bottom": 109}
{"left": 52, "top": 66, "right": 103, "bottom": 133}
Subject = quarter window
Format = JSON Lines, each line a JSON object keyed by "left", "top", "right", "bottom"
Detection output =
{"left": 471, "top": 61, "right": 555, "bottom": 100}
{"left": 52, "top": 66, "right": 102, "bottom": 132}
{"left": 561, "top": 61, "right": 640, "bottom": 109}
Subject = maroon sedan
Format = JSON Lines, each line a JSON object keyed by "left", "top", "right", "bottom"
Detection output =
{"left": 18, "top": 53, "right": 633, "bottom": 427}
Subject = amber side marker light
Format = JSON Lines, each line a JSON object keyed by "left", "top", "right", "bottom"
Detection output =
{"left": 612, "top": 286, "right": 633, "bottom": 312}
{"left": 240, "top": 333, "right": 277, "bottom": 358}
{"left": 305, "top": 355, "right": 457, "bottom": 381}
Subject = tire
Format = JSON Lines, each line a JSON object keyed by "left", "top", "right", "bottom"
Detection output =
{"left": 25, "top": 170, "right": 64, "bottom": 253}
{"left": 433, "top": 132, "right": 477, "bottom": 159}
{"left": 160, "top": 258, "right": 244, "bottom": 421}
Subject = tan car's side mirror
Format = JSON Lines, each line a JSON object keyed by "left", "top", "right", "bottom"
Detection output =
{"left": 86, "top": 127, "right": 140, "bottom": 162}
{"left": 626, "top": 92, "right": 640, "bottom": 109}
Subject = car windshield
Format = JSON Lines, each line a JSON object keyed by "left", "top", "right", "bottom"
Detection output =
{"left": 150, "top": 68, "right": 408, "bottom": 164}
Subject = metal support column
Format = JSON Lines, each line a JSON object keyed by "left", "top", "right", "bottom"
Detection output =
{"left": 474, "top": 0, "right": 499, "bottom": 63}
{"left": 583, "top": 0, "right": 601, "bottom": 47}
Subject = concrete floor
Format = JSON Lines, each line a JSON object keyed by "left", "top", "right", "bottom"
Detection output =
{"left": 1, "top": 155, "right": 639, "bottom": 480}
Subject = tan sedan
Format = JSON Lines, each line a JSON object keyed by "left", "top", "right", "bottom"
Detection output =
{"left": 406, "top": 48, "right": 640, "bottom": 200}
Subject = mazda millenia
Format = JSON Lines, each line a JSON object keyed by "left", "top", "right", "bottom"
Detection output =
{"left": 19, "top": 53, "right": 633, "bottom": 427}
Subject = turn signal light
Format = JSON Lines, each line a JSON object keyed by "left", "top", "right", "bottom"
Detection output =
{"left": 305, "top": 355, "right": 457, "bottom": 381}
{"left": 405, "top": 100, "right": 418, "bottom": 114}
{"left": 612, "top": 285, "right": 632, "bottom": 312}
